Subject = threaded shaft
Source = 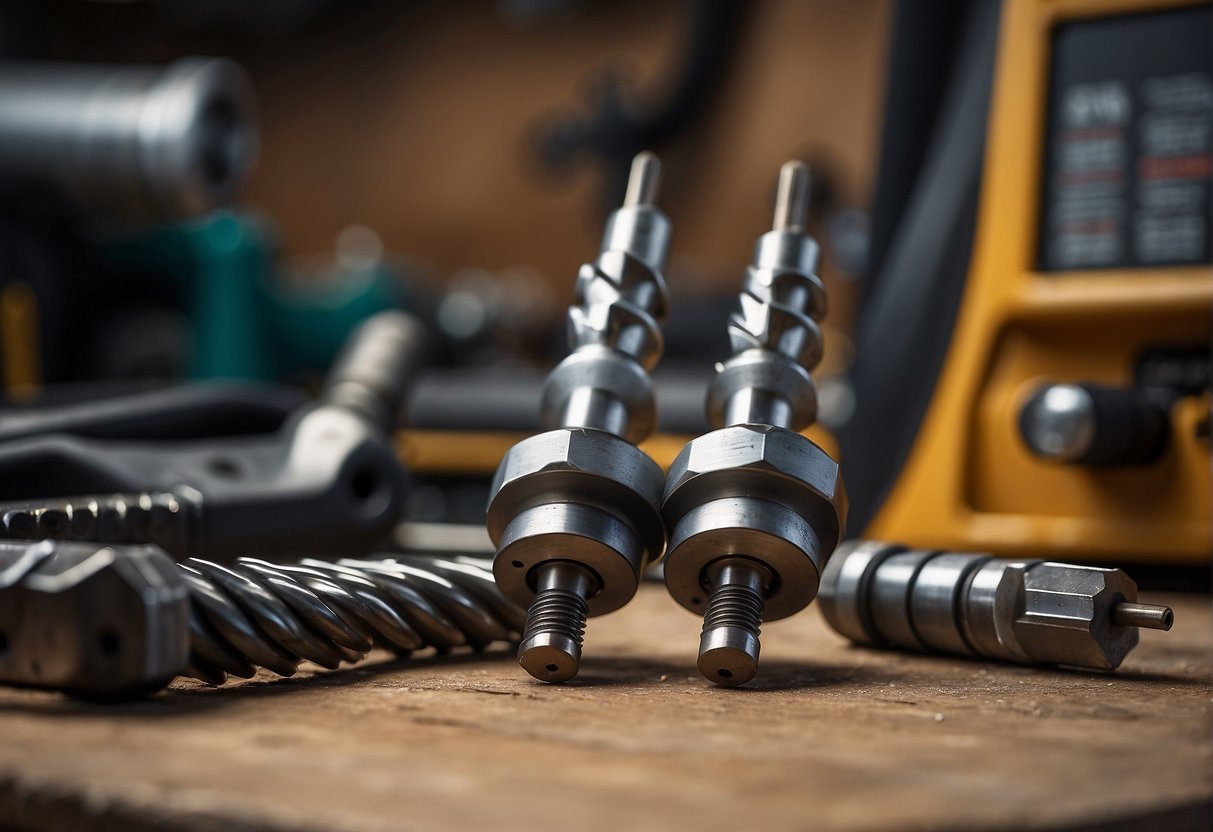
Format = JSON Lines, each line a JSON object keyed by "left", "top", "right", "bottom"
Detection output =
{"left": 697, "top": 559, "right": 769, "bottom": 687}
{"left": 517, "top": 561, "right": 596, "bottom": 683}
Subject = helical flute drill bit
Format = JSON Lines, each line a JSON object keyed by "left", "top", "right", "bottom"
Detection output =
{"left": 486, "top": 152, "right": 671, "bottom": 683}
{"left": 181, "top": 554, "right": 525, "bottom": 684}
{"left": 0, "top": 539, "right": 525, "bottom": 696}
{"left": 662, "top": 161, "right": 847, "bottom": 687}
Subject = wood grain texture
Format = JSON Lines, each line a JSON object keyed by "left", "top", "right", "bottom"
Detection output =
{"left": 0, "top": 587, "right": 1208, "bottom": 832}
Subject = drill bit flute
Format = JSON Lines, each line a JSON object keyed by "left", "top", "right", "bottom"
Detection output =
{"left": 486, "top": 152, "right": 671, "bottom": 683}
{"left": 662, "top": 161, "right": 846, "bottom": 687}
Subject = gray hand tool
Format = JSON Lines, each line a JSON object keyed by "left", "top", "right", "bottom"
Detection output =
{"left": 819, "top": 540, "right": 1174, "bottom": 670}
{"left": 661, "top": 161, "right": 846, "bottom": 687}
{"left": 486, "top": 151, "right": 671, "bottom": 683}
{"left": 0, "top": 311, "right": 422, "bottom": 561}
{"left": 0, "top": 539, "right": 523, "bottom": 698}
{"left": 0, "top": 57, "right": 257, "bottom": 228}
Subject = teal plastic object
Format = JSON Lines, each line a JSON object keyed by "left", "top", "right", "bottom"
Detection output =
{"left": 101, "top": 211, "right": 404, "bottom": 381}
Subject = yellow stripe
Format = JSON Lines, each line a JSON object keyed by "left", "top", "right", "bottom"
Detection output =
{"left": 0, "top": 282, "right": 42, "bottom": 399}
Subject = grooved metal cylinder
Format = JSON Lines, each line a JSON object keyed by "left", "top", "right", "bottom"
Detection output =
{"left": 663, "top": 161, "right": 846, "bottom": 687}
{"left": 487, "top": 152, "right": 672, "bottom": 684}
{"left": 818, "top": 540, "right": 1174, "bottom": 670}
{"left": 0, "top": 57, "right": 258, "bottom": 228}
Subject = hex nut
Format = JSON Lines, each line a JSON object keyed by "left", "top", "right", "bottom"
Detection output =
{"left": 662, "top": 424, "right": 846, "bottom": 620}
{"left": 1013, "top": 563, "right": 1141, "bottom": 670}
{"left": 486, "top": 428, "right": 665, "bottom": 615}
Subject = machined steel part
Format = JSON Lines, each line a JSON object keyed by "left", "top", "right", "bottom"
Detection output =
{"left": 181, "top": 553, "right": 524, "bottom": 685}
{"left": 487, "top": 152, "right": 671, "bottom": 683}
{"left": 0, "top": 540, "right": 190, "bottom": 698}
{"left": 0, "top": 310, "right": 422, "bottom": 561}
{"left": 0, "top": 539, "right": 523, "bottom": 697}
{"left": 662, "top": 162, "right": 846, "bottom": 687}
{"left": 818, "top": 541, "right": 1174, "bottom": 670}
{"left": 0, "top": 57, "right": 258, "bottom": 228}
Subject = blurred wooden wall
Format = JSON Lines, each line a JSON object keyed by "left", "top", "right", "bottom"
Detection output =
{"left": 39, "top": 0, "right": 891, "bottom": 319}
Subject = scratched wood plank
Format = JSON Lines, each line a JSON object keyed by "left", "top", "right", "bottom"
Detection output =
{"left": 0, "top": 587, "right": 1208, "bottom": 832}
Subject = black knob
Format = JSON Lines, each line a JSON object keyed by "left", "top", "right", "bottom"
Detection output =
{"left": 1018, "top": 383, "right": 1169, "bottom": 466}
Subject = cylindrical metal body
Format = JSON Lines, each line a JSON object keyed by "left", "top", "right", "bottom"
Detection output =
{"left": 0, "top": 57, "right": 258, "bottom": 228}
{"left": 486, "top": 152, "right": 671, "bottom": 683}
{"left": 662, "top": 162, "right": 846, "bottom": 686}
{"left": 819, "top": 540, "right": 1174, "bottom": 670}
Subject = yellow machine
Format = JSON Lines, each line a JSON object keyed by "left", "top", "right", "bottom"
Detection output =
{"left": 844, "top": 0, "right": 1210, "bottom": 565}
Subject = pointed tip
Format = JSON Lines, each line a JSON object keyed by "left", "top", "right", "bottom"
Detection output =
{"left": 623, "top": 151, "right": 661, "bottom": 208}
{"left": 773, "top": 160, "right": 811, "bottom": 232}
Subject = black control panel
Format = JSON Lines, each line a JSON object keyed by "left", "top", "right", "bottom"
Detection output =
{"left": 1038, "top": 4, "right": 1213, "bottom": 271}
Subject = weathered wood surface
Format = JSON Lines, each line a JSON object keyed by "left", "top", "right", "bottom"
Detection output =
{"left": 0, "top": 587, "right": 1208, "bottom": 832}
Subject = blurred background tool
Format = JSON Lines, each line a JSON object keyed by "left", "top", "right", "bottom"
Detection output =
{"left": 0, "top": 57, "right": 257, "bottom": 228}
{"left": 0, "top": 311, "right": 421, "bottom": 561}
{"left": 838, "top": 0, "right": 1211, "bottom": 567}
{"left": 0, "top": 538, "right": 522, "bottom": 698}
{"left": 819, "top": 540, "right": 1175, "bottom": 670}
{"left": 486, "top": 152, "right": 670, "bottom": 683}
{"left": 661, "top": 161, "right": 845, "bottom": 687}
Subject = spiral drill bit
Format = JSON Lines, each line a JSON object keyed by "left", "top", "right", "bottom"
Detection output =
{"left": 662, "top": 161, "right": 846, "bottom": 687}
{"left": 819, "top": 541, "right": 1174, "bottom": 670}
{"left": 486, "top": 152, "right": 671, "bottom": 683}
{"left": 0, "top": 539, "right": 524, "bottom": 696}
{"left": 180, "top": 554, "right": 525, "bottom": 684}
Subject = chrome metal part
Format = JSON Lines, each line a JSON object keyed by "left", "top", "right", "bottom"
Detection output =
{"left": 0, "top": 541, "right": 523, "bottom": 697}
{"left": 819, "top": 540, "right": 1174, "bottom": 670}
{"left": 0, "top": 57, "right": 258, "bottom": 228}
{"left": 1018, "top": 382, "right": 1170, "bottom": 466}
{"left": 0, "top": 540, "right": 189, "bottom": 698}
{"left": 487, "top": 151, "right": 672, "bottom": 683}
{"left": 182, "top": 553, "right": 524, "bottom": 685}
{"left": 662, "top": 161, "right": 846, "bottom": 686}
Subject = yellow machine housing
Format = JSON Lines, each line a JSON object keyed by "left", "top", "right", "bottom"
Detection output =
{"left": 866, "top": 0, "right": 1211, "bottom": 564}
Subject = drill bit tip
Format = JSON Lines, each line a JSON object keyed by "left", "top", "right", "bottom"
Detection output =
{"left": 623, "top": 151, "right": 661, "bottom": 208}
{"left": 1112, "top": 601, "right": 1174, "bottom": 631}
{"left": 773, "top": 160, "right": 811, "bottom": 233}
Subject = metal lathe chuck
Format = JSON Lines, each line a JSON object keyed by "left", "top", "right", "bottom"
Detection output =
{"left": 662, "top": 161, "right": 846, "bottom": 687}
{"left": 819, "top": 541, "right": 1174, "bottom": 670}
{"left": 486, "top": 152, "right": 671, "bottom": 684}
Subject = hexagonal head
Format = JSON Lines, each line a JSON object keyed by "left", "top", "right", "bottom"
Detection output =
{"left": 664, "top": 424, "right": 846, "bottom": 549}
{"left": 1013, "top": 563, "right": 1140, "bottom": 670}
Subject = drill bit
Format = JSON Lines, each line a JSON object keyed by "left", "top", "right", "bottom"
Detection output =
{"left": 0, "top": 540, "right": 524, "bottom": 696}
{"left": 486, "top": 151, "right": 671, "bottom": 683}
{"left": 662, "top": 160, "right": 846, "bottom": 687}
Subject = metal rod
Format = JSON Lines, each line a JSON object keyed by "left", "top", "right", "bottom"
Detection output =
{"left": 1112, "top": 601, "right": 1174, "bottom": 631}
{"left": 623, "top": 151, "right": 661, "bottom": 208}
{"left": 772, "top": 160, "right": 810, "bottom": 232}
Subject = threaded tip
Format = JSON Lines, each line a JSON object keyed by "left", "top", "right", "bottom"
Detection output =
{"left": 698, "top": 581, "right": 765, "bottom": 687}
{"left": 518, "top": 586, "right": 589, "bottom": 683}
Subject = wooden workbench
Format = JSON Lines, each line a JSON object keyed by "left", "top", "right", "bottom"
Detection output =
{"left": 0, "top": 586, "right": 1208, "bottom": 831}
